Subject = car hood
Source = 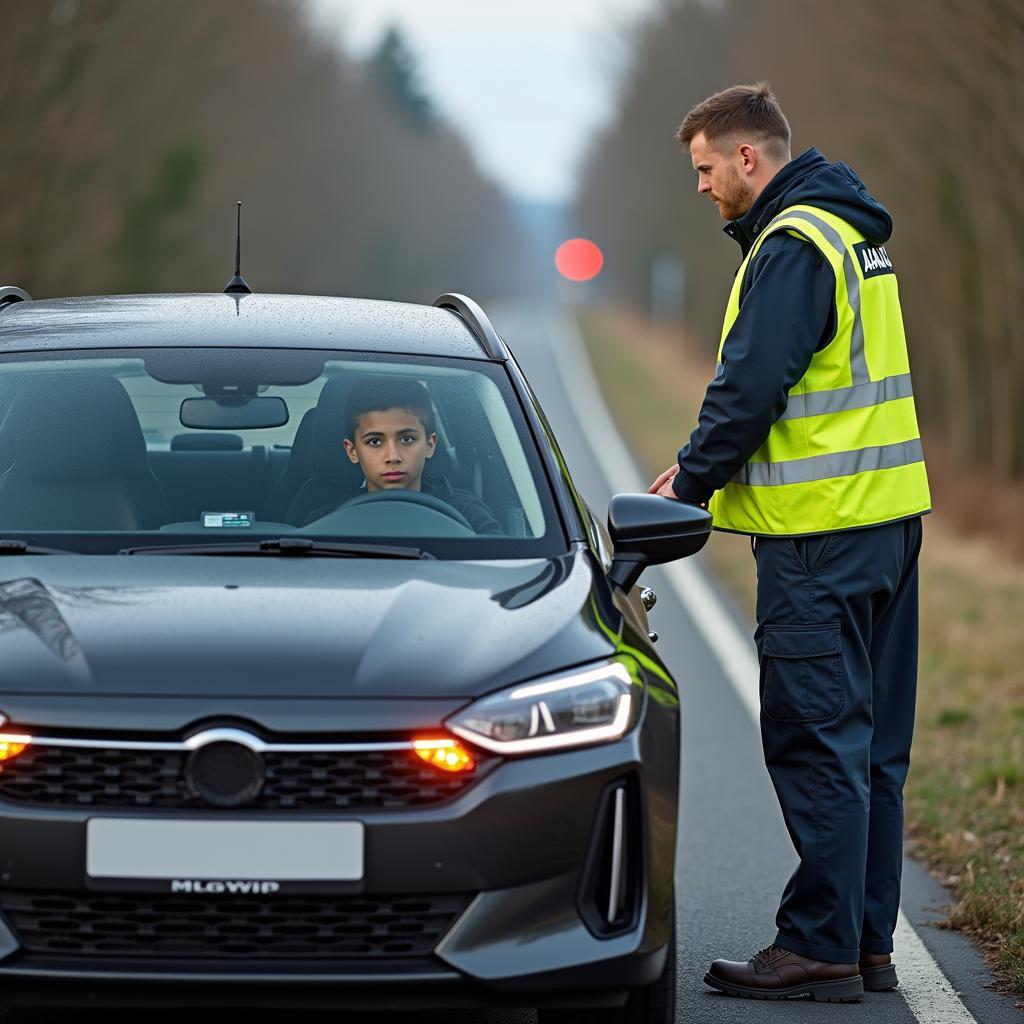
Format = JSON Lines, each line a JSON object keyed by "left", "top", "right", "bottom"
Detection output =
{"left": 0, "top": 553, "right": 616, "bottom": 700}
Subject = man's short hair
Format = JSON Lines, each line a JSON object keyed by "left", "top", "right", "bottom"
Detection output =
{"left": 676, "top": 82, "right": 791, "bottom": 160}
{"left": 344, "top": 378, "right": 435, "bottom": 440}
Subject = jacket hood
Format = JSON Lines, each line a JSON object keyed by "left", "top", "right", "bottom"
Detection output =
{"left": 733, "top": 147, "right": 893, "bottom": 250}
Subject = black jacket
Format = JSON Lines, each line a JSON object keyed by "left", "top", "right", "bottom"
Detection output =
{"left": 421, "top": 475, "right": 503, "bottom": 535}
{"left": 672, "top": 148, "right": 894, "bottom": 504}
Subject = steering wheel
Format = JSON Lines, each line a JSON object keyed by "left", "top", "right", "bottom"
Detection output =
{"left": 341, "top": 489, "right": 475, "bottom": 531}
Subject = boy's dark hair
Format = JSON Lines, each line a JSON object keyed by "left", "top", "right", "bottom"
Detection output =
{"left": 345, "top": 378, "right": 435, "bottom": 440}
{"left": 676, "top": 82, "right": 791, "bottom": 160}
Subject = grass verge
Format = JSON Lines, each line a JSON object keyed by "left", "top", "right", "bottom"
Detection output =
{"left": 577, "top": 305, "right": 1024, "bottom": 997}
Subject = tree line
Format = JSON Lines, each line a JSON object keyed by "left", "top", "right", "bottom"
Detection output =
{"left": 0, "top": 0, "right": 528, "bottom": 303}
{"left": 574, "top": 0, "right": 1024, "bottom": 481}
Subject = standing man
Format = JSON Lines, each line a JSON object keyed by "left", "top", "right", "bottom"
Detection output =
{"left": 650, "top": 83, "right": 930, "bottom": 1002}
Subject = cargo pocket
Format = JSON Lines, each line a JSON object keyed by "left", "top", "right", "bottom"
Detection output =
{"left": 761, "top": 623, "right": 844, "bottom": 723}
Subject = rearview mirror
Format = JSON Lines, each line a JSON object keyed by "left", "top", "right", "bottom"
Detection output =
{"left": 180, "top": 396, "right": 288, "bottom": 430}
{"left": 607, "top": 493, "right": 712, "bottom": 590}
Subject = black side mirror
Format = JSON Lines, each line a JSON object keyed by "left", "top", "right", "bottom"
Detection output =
{"left": 606, "top": 493, "right": 712, "bottom": 590}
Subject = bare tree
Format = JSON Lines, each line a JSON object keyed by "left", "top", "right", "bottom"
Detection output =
{"left": 573, "top": 0, "right": 1024, "bottom": 482}
{"left": 0, "top": 0, "right": 528, "bottom": 304}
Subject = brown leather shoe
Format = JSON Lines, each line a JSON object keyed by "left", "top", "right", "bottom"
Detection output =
{"left": 859, "top": 951, "right": 899, "bottom": 991}
{"left": 704, "top": 944, "right": 864, "bottom": 1002}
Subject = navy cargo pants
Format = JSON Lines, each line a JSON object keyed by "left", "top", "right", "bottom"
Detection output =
{"left": 752, "top": 516, "right": 923, "bottom": 964}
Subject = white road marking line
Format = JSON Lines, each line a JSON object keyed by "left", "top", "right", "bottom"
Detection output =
{"left": 894, "top": 913, "right": 979, "bottom": 1024}
{"left": 548, "top": 312, "right": 979, "bottom": 1024}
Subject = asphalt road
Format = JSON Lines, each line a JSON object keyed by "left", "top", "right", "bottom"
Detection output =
{"left": 1, "top": 301, "right": 1017, "bottom": 1024}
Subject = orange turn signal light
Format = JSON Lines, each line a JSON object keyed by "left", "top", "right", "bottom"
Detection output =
{"left": 413, "top": 737, "right": 475, "bottom": 774}
{"left": 0, "top": 733, "right": 32, "bottom": 764}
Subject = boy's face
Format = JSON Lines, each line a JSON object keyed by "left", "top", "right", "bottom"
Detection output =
{"left": 343, "top": 406, "right": 435, "bottom": 492}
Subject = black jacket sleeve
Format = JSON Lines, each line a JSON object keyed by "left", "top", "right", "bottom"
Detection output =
{"left": 445, "top": 487, "right": 504, "bottom": 535}
{"left": 671, "top": 235, "right": 836, "bottom": 504}
{"left": 423, "top": 476, "right": 504, "bottom": 535}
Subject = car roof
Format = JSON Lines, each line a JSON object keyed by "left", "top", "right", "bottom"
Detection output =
{"left": 0, "top": 293, "right": 498, "bottom": 361}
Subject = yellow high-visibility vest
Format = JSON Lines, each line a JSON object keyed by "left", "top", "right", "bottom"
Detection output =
{"left": 708, "top": 203, "right": 931, "bottom": 536}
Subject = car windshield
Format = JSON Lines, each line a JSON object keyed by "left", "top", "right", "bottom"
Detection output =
{"left": 0, "top": 348, "right": 563, "bottom": 557}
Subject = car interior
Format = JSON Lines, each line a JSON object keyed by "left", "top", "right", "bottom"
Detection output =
{"left": 0, "top": 356, "right": 546, "bottom": 540}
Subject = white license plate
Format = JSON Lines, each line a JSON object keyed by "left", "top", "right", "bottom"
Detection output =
{"left": 86, "top": 819, "right": 364, "bottom": 880}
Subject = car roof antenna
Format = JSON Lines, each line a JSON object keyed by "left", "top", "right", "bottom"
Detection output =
{"left": 223, "top": 201, "right": 253, "bottom": 295}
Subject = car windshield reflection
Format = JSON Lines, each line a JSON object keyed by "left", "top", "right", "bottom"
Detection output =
{"left": 0, "top": 349, "right": 558, "bottom": 557}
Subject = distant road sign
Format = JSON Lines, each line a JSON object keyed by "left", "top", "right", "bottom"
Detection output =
{"left": 555, "top": 238, "right": 603, "bottom": 282}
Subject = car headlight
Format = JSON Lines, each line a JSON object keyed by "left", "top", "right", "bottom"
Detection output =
{"left": 0, "top": 714, "right": 32, "bottom": 765}
{"left": 447, "top": 658, "right": 642, "bottom": 755}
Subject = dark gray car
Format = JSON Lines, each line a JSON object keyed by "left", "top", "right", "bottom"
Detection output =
{"left": 0, "top": 286, "right": 709, "bottom": 1020}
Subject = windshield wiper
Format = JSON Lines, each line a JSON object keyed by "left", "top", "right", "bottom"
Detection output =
{"left": 119, "top": 538, "right": 435, "bottom": 560}
{"left": 0, "top": 539, "right": 74, "bottom": 555}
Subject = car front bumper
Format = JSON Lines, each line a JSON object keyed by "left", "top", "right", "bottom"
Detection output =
{"left": 0, "top": 715, "right": 678, "bottom": 1008}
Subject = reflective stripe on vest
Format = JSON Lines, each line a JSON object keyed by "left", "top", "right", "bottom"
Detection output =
{"left": 717, "top": 365, "right": 916, "bottom": 421}
{"left": 781, "top": 209, "right": 870, "bottom": 384}
{"left": 707, "top": 203, "right": 931, "bottom": 536}
{"left": 733, "top": 438, "right": 925, "bottom": 487}
{"left": 777, "top": 372, "right": 914, "bottom": 421}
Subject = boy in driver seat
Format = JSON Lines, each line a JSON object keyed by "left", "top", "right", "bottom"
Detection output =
{"left": 304, "top": 378, "right": 502, "bottom": 534}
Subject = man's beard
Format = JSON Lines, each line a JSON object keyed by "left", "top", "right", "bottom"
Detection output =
{"left": 714, "top": 165, "right": 755, "bottom": 221}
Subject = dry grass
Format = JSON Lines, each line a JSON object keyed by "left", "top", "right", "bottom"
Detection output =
{"left": 578, "top": 305, "right": 1024, "bottom": 996}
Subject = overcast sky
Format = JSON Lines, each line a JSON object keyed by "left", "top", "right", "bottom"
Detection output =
{"left": 307, "top": 0, "right": 657, "bottom": 204}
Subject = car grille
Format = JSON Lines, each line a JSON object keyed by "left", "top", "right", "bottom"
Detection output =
{"left": 0, "top": 890, "right": 471, "bottom": 959}
{"left": 0, "top": 745, "right": 490, "bottom": 810}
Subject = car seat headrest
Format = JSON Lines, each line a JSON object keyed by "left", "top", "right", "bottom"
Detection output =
{"left": 308, "top": 378, "right": 355, "bottom": 476}
{"left": 0, "top": 375, "right": 149, "bottom": 480}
